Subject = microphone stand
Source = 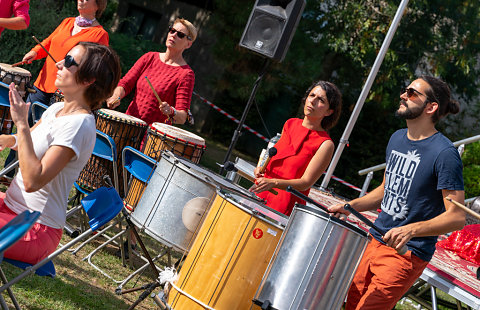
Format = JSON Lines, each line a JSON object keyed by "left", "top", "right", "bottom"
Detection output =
{"left": 220, "top": 58, "right": 271, "bottom": 174}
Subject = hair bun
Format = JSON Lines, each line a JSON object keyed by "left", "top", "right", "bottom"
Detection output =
{"left": 447, "top": 99, "right": 460, "bottom": 115}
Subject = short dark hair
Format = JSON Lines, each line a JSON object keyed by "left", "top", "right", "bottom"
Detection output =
{"left": 301, "top": 80, "right": 342, "bottom": 130}
{"left": 419, "top": 75, "right": 460, "bottom": 123}
{"left": 75, "top": 42, "right": 121, "bottom": 109}
{"left": 95, "top": 0, "right": 107, "bottom": 19}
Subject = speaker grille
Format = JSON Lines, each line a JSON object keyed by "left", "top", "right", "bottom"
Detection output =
{"left": 241, "top": 10, "right": 285, "bottom": 57}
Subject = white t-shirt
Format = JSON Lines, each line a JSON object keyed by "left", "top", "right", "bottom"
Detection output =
{"left": 5, "top": 102, "right": 96, "bottom": 229}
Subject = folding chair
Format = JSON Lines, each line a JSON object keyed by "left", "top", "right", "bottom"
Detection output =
{"left": 84, "top": 146, "right": 157, "bottom": 282}
{"left": 0, "top": 186, "right": 123, "bottom": 299}
{"left": 30, "top": 101, "right": 49, "bottom": 124}
{"left": 0, "top": 210, "right": 41, "bottom": 310}
{"left": 67, "top": 130, "right": 119, "bottom": 238}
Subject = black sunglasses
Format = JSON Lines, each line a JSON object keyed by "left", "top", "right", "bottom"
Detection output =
{"left": 168, "top": 26, "right": 191, "bottom": 40}
{"left": 64, "top": 55, "right": 79, "bottom": 68}
{"left": 401, "top": 87, "right": 429, "bottom": 100}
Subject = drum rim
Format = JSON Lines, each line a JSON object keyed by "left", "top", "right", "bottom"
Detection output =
{"left": 217, "top": 188, "right": 288, "bottom": 229}
{"left": 96, "top": 109, "right": 147, "bottom": 128}
{"left": 0, "top": 63, "right": 31, "bottom": 76}
{"left": 148, "top": 123, "right": 206, "bottom": 148}
{"left": 294, "top": 204, "right": 369, "bottom": 237}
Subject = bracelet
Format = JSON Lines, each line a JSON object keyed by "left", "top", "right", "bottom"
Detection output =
{"left": 11, "top": 135, "right": 17, "bottom": 149}
{"left": 170, "top": 106, "right": 177, "bottom": 117}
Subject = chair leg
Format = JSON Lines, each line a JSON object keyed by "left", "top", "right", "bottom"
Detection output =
{"left": 0, "top": 267, "right": 21, "bottom": 310}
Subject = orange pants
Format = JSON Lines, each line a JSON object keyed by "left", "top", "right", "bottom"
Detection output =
{"left": 0, "top": 192, "right": 62, "bottom": 265}
{"left": 345, "top": 237, "right": 429, "bottom": 310}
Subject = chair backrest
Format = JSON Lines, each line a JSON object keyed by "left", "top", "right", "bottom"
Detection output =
{"left": 0, "top": 211, "right": 41, "bottom": 254}
{"left": 93, "top": 130, "right": 117, "bottom": 162}
{"left": 122, "top": 146, "right": 156, "bottom": 184}
{"left": 81, "top": 186, "right": 123, "bottom": 231}
{"left": 31, "top": 101, "right": 49, "bottom": 124}
{"left": 0, "top": 81, "right": 9, "bottom": 107}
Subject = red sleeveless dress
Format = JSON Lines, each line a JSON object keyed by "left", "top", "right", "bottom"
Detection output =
{"left": 257, "top": 118, "right": 332, "bottom": 215}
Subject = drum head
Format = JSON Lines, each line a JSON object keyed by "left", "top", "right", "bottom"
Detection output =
{"left": 151, "top": 122, "right": 205, "bottom": 147}
{"left": 0, "top": 63, "right": 31, "bottom": 76}
{"left": 182, "top": 197, "right": 210, "bottom": 232}
{"left": 97, "top": 108, "right": 147, "bottom": 126}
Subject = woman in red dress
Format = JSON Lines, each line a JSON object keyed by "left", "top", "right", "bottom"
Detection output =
{"left": 251, "top": 80, "right": 342, "bottom": 216}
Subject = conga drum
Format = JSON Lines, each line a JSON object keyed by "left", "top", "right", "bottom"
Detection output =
{"left": 0, "top": 63, "right": 31, "bottom": 99}
{"left": 130, "top": 151, "right": 252, "bottom": 252}
{"left": 76, "top": 109, "right": 147, "bottom": 195}
{"left": 252, "top": 204, "right": 370, "bottom": 310}
{"left": 167, "top": 189, "right": 288, "bottom": 310}
{"left": 123, "top": 122, "right": 206, "bottom": 211}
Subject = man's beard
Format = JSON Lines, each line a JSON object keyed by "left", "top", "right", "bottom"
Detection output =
{"left": 395, "top": 100, "right": 427, "bottom": 120}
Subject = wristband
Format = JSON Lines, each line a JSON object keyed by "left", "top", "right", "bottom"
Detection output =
{"left": 11, "top": 135, "right": 17, "bottom": 149}
{"left": 170, "top": 106, "right": 176, "bottom": 117}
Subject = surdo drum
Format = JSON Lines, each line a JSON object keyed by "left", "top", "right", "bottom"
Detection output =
{"left": 130, "top": 151, "right": 251, "bottom": 252}
{"left": 167, "top": 189, "right": 288, "bottom": 310}
{"left": 76, "top": 109, "right": 147, "bottom": 195}
{"left": 252, "top": 204, "right": 370, "bottom": 310}
{"left": 123, "top": 122, "right": 206, "bottom": 211}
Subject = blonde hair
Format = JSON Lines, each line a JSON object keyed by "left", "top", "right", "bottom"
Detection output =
{"left": 174, "top": 18, "right": 197, "bottom": 42}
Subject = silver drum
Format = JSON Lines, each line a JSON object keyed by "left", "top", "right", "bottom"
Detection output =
{"left": 131, "top": 151, "right": 251, "bottom": 252}
{"left": 253, "top": 204, "right": 370, "bottom": 310}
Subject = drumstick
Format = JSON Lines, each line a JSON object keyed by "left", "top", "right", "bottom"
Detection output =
{"left": 145, "top": 76, "right": 162, "bottom": 104}
{"left": 11, "top": 60, "right": 27, "bottom": 67}
{"left": 446, "top": 197, "right": 480, "bottom": 221}
{"left": 32, "top": 35, "right": 57, "bottom": 63}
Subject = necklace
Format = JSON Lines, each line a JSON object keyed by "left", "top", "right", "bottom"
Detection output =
{"left": 59, "top": 106, "right": 89, "bottom": 117}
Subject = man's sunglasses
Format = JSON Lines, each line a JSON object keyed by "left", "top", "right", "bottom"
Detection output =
{"left": 168, "top": 26, "right": 192, "bottom": 40}
{"left": 401, "top": 87, "right": 428, "bottom": 100}
{"left": 64, "top": 55, "right": 79, "bottom": 68}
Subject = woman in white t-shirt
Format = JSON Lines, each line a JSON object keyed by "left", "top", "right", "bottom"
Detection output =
{"left": 0, "top": 42, "right": 121, "bottom": 264}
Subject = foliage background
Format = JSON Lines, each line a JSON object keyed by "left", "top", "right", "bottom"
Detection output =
{"left": 1, "top": 0, "right": 479, "bottom": 199}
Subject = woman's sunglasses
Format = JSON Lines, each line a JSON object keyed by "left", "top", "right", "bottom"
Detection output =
{"left": 168, "top": 26, "right": 192, "bottom": 41}
{"left": 64, "top": 55, "right": 79, "bottom": 68}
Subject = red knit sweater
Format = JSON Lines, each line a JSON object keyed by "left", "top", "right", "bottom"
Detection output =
{"left": 120, "top": 52, "right": 195, "bottom": 125}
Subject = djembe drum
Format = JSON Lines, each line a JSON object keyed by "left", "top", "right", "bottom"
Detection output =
{"left": 76, "top": 109, "right": 147, "bottom": 195}
{"left": 123, "top": 122, "right": 206, "bottom": 211}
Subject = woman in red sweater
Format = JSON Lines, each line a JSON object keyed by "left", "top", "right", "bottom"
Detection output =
{"left": 22, "top": 0, "right": 109, "bottom": 107}
{"left": 251, "top": 80, "right": 342, "bottom": 216}
{"left": 106, "top": 18, "right": 196, "bottom": 125}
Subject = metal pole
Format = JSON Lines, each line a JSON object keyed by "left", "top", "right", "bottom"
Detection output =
{"left": 320, "top": 0, "right": 410, "bottom": 190}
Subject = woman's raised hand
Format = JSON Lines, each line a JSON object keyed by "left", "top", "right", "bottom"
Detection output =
{"left": 8, "top": 83, "right": 30, "bottom": 127}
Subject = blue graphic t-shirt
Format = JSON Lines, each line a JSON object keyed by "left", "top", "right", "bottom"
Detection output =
{"left": 370, "top": 129, "right": 464, "bottom": 261}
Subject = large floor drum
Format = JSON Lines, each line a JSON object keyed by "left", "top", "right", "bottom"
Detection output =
{"left": 131, "top": 151, "right": 250, "bottom": 252}
{"left": 253, "top": 204, "right": 370, "bottom": 310}
{"left": 167, "top": 189, "right": 288, "bottom": 310}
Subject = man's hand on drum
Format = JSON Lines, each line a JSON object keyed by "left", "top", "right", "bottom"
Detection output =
{"left": 22, "top": 51, "right": 37, "bottom": 64}
{"left": 328, "top": 203, "right": 350, "bottom": 220}
{"left": 159, "top": 101, "right": 173, "bottom": 116}
{"left": 250, "top": 177, "right": 277, "bottom": 194}
{"left": 8, "top": 82, "right": 30, "bottom": 128}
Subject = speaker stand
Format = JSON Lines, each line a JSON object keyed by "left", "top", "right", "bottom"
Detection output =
{"left": 221, "top": 58, "right": 271, "bottom": 173}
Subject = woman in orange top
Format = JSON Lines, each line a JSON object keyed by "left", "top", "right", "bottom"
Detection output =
{"left": 22, "top": 0, "right": 108, "bottom": 108}
{"left": 251, "top": 80, "right": 342, "bottom": 215}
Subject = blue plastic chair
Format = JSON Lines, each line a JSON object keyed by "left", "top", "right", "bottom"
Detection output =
{"left": 30, "top": 101, "right": 49, "bottom": 124}
{"left": 0, "top": 210, "right": 41, "bottom": 310}
{"left": 0, "top": 81, "right": 9, "bottom": 107}
{"left": 0, "top": 187, "right": 123, "bottom": 296}
{"left": 83, "top": 146, "right": 156, "bottom": 282}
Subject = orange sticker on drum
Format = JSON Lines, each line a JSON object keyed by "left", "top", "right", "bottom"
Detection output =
{"left": 253, "top": 228, "right": 263, "bottom": 239}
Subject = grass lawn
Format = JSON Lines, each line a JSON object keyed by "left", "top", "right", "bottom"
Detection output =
{"left": 0, "top": 137, "right": 468, "bottom": 310}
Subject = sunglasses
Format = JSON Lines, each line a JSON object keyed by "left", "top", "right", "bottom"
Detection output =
{"left": 401, "top": 87, "right": 428, "bottom": 100}
{"left": 64, "top": 55, "right": 79, "bottom": 68}
{"left": 168, "top": 26, "right": 192, "bottom": 40}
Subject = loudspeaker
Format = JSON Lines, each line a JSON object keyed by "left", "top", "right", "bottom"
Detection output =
{"left": 239, "top": 0, "right": 306, "bottom": 62}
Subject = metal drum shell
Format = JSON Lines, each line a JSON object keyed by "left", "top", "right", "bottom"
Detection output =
{"left": 253, "top": 204, "right": 370, "bottom": 310}
{"left": 168, "top": 189, "right": 288, "bottom": 310}
{"left": 130, "top": 151, "right": 252, "bottom": 252}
